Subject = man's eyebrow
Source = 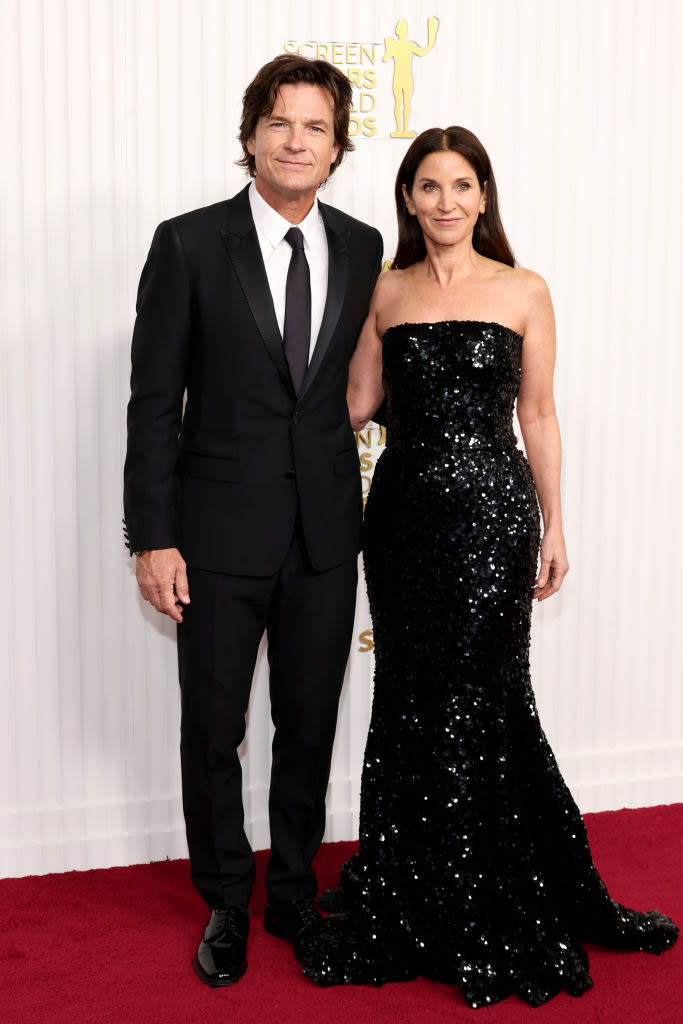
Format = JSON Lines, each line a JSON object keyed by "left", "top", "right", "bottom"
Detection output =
{"left": 267, "top": 115, "right": 329, "bottom": 126}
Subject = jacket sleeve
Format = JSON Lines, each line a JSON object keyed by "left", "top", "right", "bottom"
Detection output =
{"left": 123, "top": 220, "right": 191, "bottom": 553}
{"left": 372, "top": 227, "right": 384, "bottom": 285}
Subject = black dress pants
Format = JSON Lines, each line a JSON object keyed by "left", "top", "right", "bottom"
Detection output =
{"left": 177, "top": 522, "right": 358, "bottom": 909}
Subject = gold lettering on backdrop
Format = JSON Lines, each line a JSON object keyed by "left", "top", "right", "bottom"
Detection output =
{"left": 348, "top": 52, "right": 377, "bottom": 138}
{"left": 284, "top": 21, "right": 438, "bottom": 139}
{"left": 349, "top": 115, "right": 376, "bottom": 138}
{"left": 358, "top": 629, "right": 374, "bottom": 652}
{"left": 356, "top": 425, "right": 386, "bottom": 506}
{"left": 285, "top": 40, "right": 316, "bottom": 56}
{"left": 356, "top": 426, "right": 387, "bottom": 449}
{"left": 347, "top": 68, "right": 376, "bottom": 89}
{"left": 383, "top": 16, "right": 439, "bottom": 138}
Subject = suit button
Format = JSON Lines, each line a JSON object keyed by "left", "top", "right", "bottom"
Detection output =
{"left": 284, "top": 470, "right": 296, "bottom": 480}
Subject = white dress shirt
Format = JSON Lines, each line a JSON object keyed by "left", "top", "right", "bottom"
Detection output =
{"left": 248, "top": 181, "right": 328, "bottom": 362}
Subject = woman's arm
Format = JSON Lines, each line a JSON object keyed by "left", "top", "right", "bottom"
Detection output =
{"left": 516, "top": 272, "right": 570, "bottom": 601}
{"left": 346, "top": 275, "right": 389, "bottom": 431}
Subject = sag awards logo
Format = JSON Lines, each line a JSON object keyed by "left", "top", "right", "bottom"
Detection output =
{"left": 356, "top": 422, "right": 386, "bottom": 506}
{"left": 284, "top": 16, "right": 440, "bottom": 139}
{"left": 355, "top": 423, "right": 386, "bottom": 653}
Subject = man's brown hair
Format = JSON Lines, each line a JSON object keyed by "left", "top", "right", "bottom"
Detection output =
{"left": 238, "top": 54, "right": 354, "bottom": 179}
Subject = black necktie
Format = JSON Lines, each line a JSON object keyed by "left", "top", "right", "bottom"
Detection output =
{"left": 283, "top": 227, "right": 311, "bottom": 394}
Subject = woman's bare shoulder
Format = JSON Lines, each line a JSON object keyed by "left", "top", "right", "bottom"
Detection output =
{"left": 488, "top": 262, "right": 552, "bottom": 311}
{"left": 507, "top": 264, "right": 551, "bottom": 299}
{"left": 481, "top": 256, "right": 545, "bottom": 287}
{"left": 370, "top": 268, "right": 413, "bottom": 335}
{"left": 374, "top": 265, "right": 413, "bottom": 297}
{"left": 372, "top": 266, "right": 413, "bottom": 323}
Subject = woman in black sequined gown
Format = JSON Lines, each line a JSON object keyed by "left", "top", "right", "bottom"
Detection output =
{"left": 300, "top": 128, "right": 678, "bottom": 1008}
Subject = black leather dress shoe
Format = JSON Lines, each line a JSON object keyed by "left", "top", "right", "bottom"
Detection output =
{"left": 263, "top": 897, "right": 324, "bottom": 956}
{"left": 193, "top": 906, "right": 249, "bottom": 987}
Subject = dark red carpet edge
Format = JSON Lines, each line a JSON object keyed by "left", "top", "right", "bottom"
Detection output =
{"left": 2, "top": 804, "right": 681, "bottom": 1024}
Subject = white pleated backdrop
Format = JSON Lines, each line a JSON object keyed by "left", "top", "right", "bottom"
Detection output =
{"left": 1, "top": 0, "right": 681, "bottom": 878}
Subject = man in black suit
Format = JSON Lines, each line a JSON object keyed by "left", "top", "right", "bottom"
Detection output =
{"left": 123, "top": 54, "right": 383, "bottom": 985}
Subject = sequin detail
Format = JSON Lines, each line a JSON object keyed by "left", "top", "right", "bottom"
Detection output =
{"left": 300, "top": 321, "right": 678, "bottom": 1008}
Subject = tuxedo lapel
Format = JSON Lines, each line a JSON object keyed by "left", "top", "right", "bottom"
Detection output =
{"left": 299, "top": 203, "right": 349, "bottom": 401}
{"left": 219, "top": 187, "right": 294, "bottom": 396}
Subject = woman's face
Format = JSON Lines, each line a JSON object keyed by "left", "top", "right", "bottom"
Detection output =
{"left": 403, "top": 150, "right": 486, "bottom": 249}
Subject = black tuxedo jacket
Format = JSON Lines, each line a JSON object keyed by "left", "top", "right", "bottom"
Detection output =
{"left": 124, "top": 185, "right": 383, "bottom": 575}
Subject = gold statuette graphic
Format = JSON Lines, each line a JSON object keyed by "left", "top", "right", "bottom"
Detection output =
{"left": 384, "top": 16, "right": 439, "bottom": 139}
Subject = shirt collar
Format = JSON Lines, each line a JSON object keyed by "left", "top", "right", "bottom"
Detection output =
{"left": 248, "top": 181, "right": 321, "bottom": 250}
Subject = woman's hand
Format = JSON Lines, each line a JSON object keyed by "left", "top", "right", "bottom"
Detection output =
{"left": 534, "top": 529, "right": 569, "bottom": 601}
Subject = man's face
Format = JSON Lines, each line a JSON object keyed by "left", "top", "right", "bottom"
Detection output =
{"left": 247, "top": 83, "right": 340, "bottom": 207}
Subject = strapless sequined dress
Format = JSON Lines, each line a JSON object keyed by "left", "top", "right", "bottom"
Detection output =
{"left": 300, "top": 321, "right": 678, "bottom": 1008}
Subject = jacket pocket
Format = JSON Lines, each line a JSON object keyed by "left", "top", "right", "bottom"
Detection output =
{"left": 176, "top": 452, "right": 243, "bottom": 482}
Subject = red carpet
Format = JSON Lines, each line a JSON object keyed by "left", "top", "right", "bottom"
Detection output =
{"left": 2, "top": 804, "right": 681, "bottom": 1024}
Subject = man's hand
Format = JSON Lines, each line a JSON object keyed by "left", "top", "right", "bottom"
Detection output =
{"left": 135, "top": 548, "right": 190, "bottom": 622}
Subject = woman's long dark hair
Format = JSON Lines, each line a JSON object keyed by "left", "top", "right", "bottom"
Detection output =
{"left": 393, "top": 126, "right": 515, "bottom": 269}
